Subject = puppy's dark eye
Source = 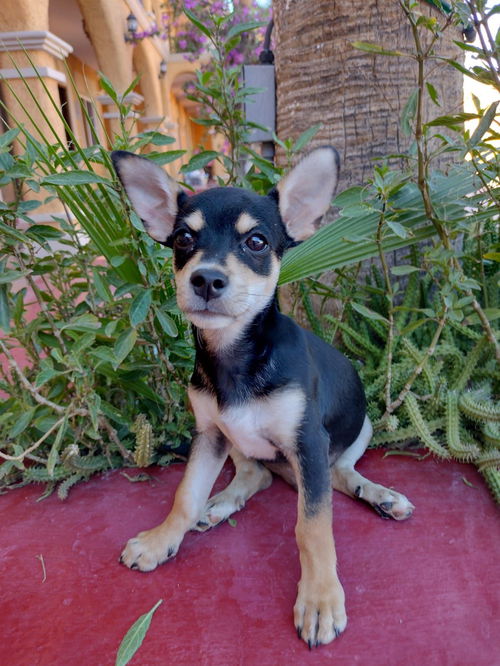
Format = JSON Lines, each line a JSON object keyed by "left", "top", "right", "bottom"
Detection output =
{"left": 245, "top": 234, "right": 268, "bottom": 252}
{"left": 174, "top": 230, "right": 194, "bottom": 250}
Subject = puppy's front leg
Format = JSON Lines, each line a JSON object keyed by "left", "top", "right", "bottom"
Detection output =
{"left": 291, "top": 437, "right": 347, "bottom": 647}
{"left": 121, "top": 427, "right": 229, "bottom": 572}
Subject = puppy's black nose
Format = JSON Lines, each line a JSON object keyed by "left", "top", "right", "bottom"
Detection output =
{"left": 190, "top": 268, "right": 228, "bottom": 301}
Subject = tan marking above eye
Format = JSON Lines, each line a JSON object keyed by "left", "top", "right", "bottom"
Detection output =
{"left": 184, "top": 210, "right": 205, "bottom": 232}
{"left": 235, "top": 212, "right": 259, "bottom": 235}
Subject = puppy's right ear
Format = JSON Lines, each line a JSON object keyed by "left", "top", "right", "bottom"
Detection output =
{"left": 111, "top": 150, "right": 180, "bottom": 244}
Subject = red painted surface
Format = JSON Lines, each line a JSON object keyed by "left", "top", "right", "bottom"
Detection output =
{"left": 1, "top": 450, "right": 499, "bottom": 666}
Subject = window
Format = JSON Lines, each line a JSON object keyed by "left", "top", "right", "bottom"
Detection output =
{"left": 58, "top": 85, "right": 74, "bottom": 150}
{"left": 82, "top": 99, "right": 99, "bottom": 147}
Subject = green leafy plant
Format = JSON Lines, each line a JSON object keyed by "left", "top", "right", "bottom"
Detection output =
{"left": 0, "top": 67, "right": 194, "bottom": 498}
{"left": 182, "top": 7, "right": 267, "bottom": 183}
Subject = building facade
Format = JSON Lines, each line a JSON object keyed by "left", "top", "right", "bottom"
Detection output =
{"left": 0, "top": 0, "right": 212, "bottom": 190}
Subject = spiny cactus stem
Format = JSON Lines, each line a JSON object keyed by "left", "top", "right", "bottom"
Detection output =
{"left": 382, "top": 308, "right": 448, "bottom": 419}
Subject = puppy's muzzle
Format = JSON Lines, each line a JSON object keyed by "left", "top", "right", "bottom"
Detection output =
{"left": 190, "top": 268, "right": 228, "bottom": 302}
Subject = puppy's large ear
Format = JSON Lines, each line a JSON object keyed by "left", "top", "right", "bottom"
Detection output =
{"left": 111, "top": 150, "right": 180, "bottom": 244}
{"left": 277, "top": 146, "right": 339, "bottom": 242}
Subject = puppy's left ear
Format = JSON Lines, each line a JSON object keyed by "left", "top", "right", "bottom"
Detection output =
{"left": 277, "top": 146, "right": 339, "bottom": 242}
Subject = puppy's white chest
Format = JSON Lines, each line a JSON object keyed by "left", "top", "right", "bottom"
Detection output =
{"left": 188, "top": 386, "right": 305, "bottom": 460}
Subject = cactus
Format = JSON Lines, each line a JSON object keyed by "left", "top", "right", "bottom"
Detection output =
{"left": 326, "top": 316, "right": 380, "bottom": 356}
{"left": 404, "top": 392, "right": 450, "bottom": 459}
{"left": 452, "top": 337, "right": 489, "bottom": 391}
{"left": 446, "top": 391, "right": 480, "bottom": 461}
{"left": 459, "top": 387, "right": 500, "bottom": 423}
{"left": 481, "top": 468, "right": 500, "bottom": 504}
{"left": 371, "top": 419, "right": 445, "bottom": 448}
{"left": 57, "top": 473, "right": 84, "bottom": 501}
{"left": 25, "top": 466, "right": 68, "bottom": 482}
{"left": 481, "top": 422, "right": 500, "bottom": 448}
{"left": 131, "top": 414, "right": 155, "bottom": 467}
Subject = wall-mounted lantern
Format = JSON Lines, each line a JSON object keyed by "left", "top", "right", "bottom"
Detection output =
{"left": 125, "top": 13, "right": 138, "bottom": 43}
{"left": 159, "top": 59, "right": 168, "bottom": 79}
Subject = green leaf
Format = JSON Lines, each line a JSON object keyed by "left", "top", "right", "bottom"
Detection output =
{"left": 41, "top": 171, "right": 110, "bottom": 186}
{"left": 391, "top": 265, "right": 420, "bottom": 276}
{"left": 88, "top": 393, "right": 101, "bottom": 431}
{"left": 110, "top": 256, "right": 126, "bottom": 268}
{"left": 401, "top": 88, "right": 418, "bottom": 136}
{"left": 180, "top": 151, "right": 219, "bottom": 173}
{"left": 0, "top": 269, "right": 30, "bottom": 284}
{"left": 35, "top": 366, "right": 63, "bottom": 388}
{"left": 9, "top": 407, "right": 36, "bottom": 438}
{"left": 90, "top": 346, "right": 117, "bottom": 366}
{"left": 155, "top": 309, "right": 178, "bottom": 337}
{"left": 99, "top": 72, "right": 120, "bottom": 105}
{"left": 146, "top": 150, "right": 186, "bottom": 166}
{"left": 129, "top": 289, "right": 152, "bottom": 327}
{"left": 143, "top": 132, "right": 175, "bottom": 146}
{"left": 400, "top": 317, "right": 432, "bottom": 336}
{"left": 0, "top": 285, "right": 11, "bottom": 332}
{"left": 426, "top": 113, "right": 479, "bottom": 128}
{"left": 292, "top": 124, "right": 323, "bottom": 153}
{"left": 0, "top": 220, "right": 31, "bottom": 244}
{"left": 351, "top": 302, "right": 389, "bottom": 323}
{"left": 47, "top": 416, "right": 68, "bottom": 478}
{"left": 0, "top": 128, "right": 20, "bottom": 150}
{"left": 425, "top": 82, "right": 440, "bottom": 106}
{"left": 351, "top": 41, "right": 407, "bottom": 57}
{"left": 468, "top": 101, "right": 499, "bottom": 147}
{"left": 386, "top": 220, "right": 411, "bottom": 239}
{"left": 26, "top": 224, "right": 65, "bottom": 242}
{"left": 226, "top": 20, "right": 266, "bottom": 40}
{"left": 91, "top": 268, "right": 113, "bottom": 304}
{"left": 71, "top": 332, "right": 96, "bottom": 355}
{"left": 333, "top": 187, "right": 364, "bottom": 207}
{"left": 184, "top": 9, "right": 212, "bottom": 39}
{"left": 115, "top": 600, "right": 163, "bottom": 666}
{"left": 62, "top": 314, "right": 101, "bottom": 332}
{"left": 114, "top": 328, "right": 138, "bottom": 368}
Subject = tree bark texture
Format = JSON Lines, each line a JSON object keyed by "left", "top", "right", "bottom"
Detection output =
{"left": 273, "top": 0, "right": 464, "bottom": 192}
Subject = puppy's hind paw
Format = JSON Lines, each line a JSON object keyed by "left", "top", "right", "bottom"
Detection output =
{"left": 372, "top": 490, "right": 415, "bottom": 521}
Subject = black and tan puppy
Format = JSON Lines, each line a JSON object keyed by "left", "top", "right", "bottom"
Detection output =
{"left": 112, "top": 147, "right": 414, "bottom": 648}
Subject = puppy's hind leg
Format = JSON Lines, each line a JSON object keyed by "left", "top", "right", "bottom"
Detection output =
{"left": 331, "top": 416, "right": 415, "bottom": 521}
{"left": 194, "top": 447, "right": 273, "bottom": 531}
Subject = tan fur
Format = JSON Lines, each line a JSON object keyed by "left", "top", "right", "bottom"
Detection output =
{"left": 195, "top": 448, "right": 273, "bottom": 531}
{"left": 294, "top": 500, "right": 347, "bottom": 645}
{"left": 120, "top": 428, "right": 228, "bottom": 571}
{"left": 175, "top": 250, "right": 280, "bottom": 349}
{"left": 235, "top": 212, "right": 259, "bottom": 235}
{"left": 184, "top": 210, "right": 205, "bottom": 231}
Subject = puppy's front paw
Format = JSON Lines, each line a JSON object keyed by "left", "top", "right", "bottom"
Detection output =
{"left": 294, "top": 576, "right": 347, "bottom": 648}
{"left": 120, "top": 527, "right": 181, "bottom": 572}
{"left": 194, "top": 492, "right": 245, "bottom": 532}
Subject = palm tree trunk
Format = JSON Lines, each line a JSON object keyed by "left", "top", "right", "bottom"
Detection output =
{"left": 273, "top": 0, "right": 464, "bottom": 191}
